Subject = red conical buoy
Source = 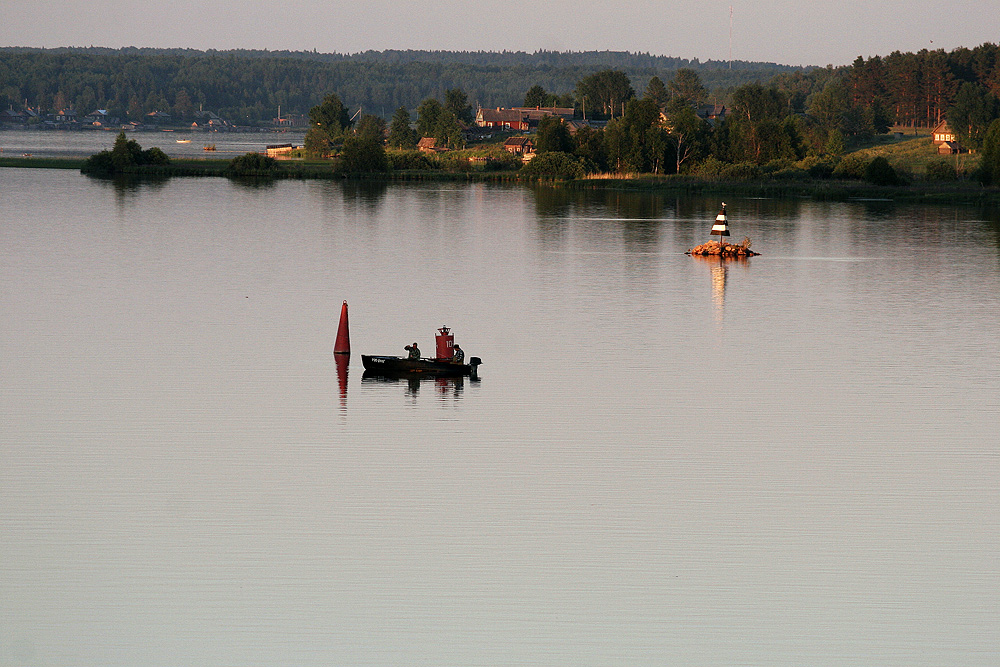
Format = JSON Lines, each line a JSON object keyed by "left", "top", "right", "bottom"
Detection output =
{"left": 334, "top": 300, "right": 350, "bottom": 355}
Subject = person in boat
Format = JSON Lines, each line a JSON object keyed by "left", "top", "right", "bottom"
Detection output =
{"left": 452, "top": 344, "right": 465, "bottom": 364}
{"left": 404, "top": 342, "right": 420, "bottom": 360}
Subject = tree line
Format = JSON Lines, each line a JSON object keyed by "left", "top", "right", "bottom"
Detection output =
{"left": 314, "top": 57, "right": 1000, "bottom": 185}
{"left": 0, "top": 47, "right": 797, "bottom": 124}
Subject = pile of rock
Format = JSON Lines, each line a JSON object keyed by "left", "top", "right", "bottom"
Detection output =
{"left": 687, "top": 239, "right": 759, "bottom": 257}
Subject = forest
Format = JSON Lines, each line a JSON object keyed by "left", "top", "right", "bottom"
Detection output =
{"left": 4, "top": 44, "right": 1000, "bottom": 185}
{"left": 0, "top": 47, "right": 799, "bottom": 122}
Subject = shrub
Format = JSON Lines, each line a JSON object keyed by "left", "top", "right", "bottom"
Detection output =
{"left": 924, "top": 159, "right": 957, "bottom": 182}
{"left": 831, "top": 153, "right": 869, "bottom": 179}
{"left": 81, "top": 131, "right": 171, "bottom": 176}
{"left": 692, "top": 156, "right": 727, "bottom": 179}
{"left": 720, "top": 162, "right": 763, "bottom": 181}
{"left": 227, "top": 152, "right": 279, "bottom": 177}
{"left": 387, "top": 150, "right": 435, "bottom": 171}
{"left": 762, "top": 158, "right": 794, "bottom": 174}
{"left": 863, "top": 156, "right": 901, "bottom": 185}
{"left": 519, "top": 151, "right": 586, "bottom": 179}
{"left": 800, "top": 156, "right": 835, "bottom": 179}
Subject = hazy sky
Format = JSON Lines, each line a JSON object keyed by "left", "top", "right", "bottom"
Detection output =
{"left": 2, "top": 0, "right": 998, "bottom": 67}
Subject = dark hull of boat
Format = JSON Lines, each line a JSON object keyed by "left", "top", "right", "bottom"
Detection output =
{"left": 361, "top": 355, "right": 481, "bottom": 378}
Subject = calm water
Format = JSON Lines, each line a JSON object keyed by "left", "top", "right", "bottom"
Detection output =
{"left": 2, "top": 168, "right": 999, "bottom": 667}
{"left": 0, "top": 128, "right": 306, "bottom": 159}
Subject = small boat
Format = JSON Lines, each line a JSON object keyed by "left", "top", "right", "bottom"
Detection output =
{"left": 203, "top": 144, "right": 216, "bottom": 151}
{"left": 176, "top": 139, "right": 191, "bottom": 143}
{"left": 361, "top": 355, "right": 482, "bottom": 378}
{"left": 361, "top": 326, "right": 481, "bottom": 378}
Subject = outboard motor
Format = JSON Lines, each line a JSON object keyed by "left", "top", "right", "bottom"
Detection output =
{"left": 470, "top": 357, "right": 483, "bottom": 378}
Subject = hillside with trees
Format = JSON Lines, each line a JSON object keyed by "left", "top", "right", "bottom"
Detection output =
{"left": 0, "top": 47, "right": 799, "bottom": 124}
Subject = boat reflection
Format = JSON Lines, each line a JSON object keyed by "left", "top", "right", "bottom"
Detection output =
{"left": 362, "top": 371, "right": 478, "bottom": 398}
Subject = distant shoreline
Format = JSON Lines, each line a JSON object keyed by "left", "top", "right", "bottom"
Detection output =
{"left": 3, "top": 156, "right": 999, "bottom": 205}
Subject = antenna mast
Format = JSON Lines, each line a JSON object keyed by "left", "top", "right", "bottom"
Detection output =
{"left": 729, "top": 6, "right": 733, "bottom": 69}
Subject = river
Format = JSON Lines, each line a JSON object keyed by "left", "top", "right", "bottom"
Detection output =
{"left": 2, "top": 168, "right": 998, "bottom": 666}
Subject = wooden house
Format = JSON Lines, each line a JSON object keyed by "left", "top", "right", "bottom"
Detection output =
{"left": 512, "top": 106, "right": 576, "bottom": 126}
{"left": 0, "top": 109, "right": 27, "bottom": 124}
{"left": 417, "top": 137, "right": 447, "bottom": 153}
{"left": 84, "top": 109, "right": 120, "bottom": 126}
{"left": 696, "top": 104, "right": 727, "bottom": 124}
{"left": 931, "top": 119, "right": 957, "bottom": 145}
{"left": 938, "top": 141, "right": 961, "bottom": 155}
{"left": 503, "top": 136, "right": 535, "bottom": 154}
{"left": 931, "top": 120, "right": 962, "bottom": 153}
{"left": 475, "top": 108, "right": 530, "bottom": 131}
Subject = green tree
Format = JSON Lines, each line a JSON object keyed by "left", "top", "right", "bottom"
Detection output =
{"left": 444, "top": 88, "right": 473, "bottom": 124}
{"left": 665, "top": 97, "right": 707, "bottom": 173}
{"left": 308, "top": 92, "right": 352, "bottom": 143}
{"left": 643, "top": 76, "right": 669, "bottom": 109}
{"left": 173, "top": 88, "right": 195, "bottom": 119}
{"left": 304, "top": 127, "right": 331, "bottom": 157}
{"left": 111, "top": 130, "right": 141, "bottom": 171}
{"left": 603, "top": 98, "right": 664, "bottom": 173}
{"left": 388, "top": 106, "right": 417, "bottom": 149}
{"left": 340, "top": 114, "right": 389, "bottom": 174}
{"left": 524, "top": 85, "right": 548, "bottom": 107}
{"left": 948, "top": 82, "right": 1000, "bottom": 150}
{"left": 534, "top": 116, "right": 574, "bottom": 153}
{"left": 978, "top": 118, "right": 1000, "bottom": 185}
{"left": 807, "top": 79, "right": 850, "bottom": 133}
{"left": 573, "top": 125, "right": 608, "bottom": 172}
{"left": 416, "top": 97, "right": 443, "bottom": 137}
{"left": 576, "top": 70, "right": 635, "bottom": 118}
{"left": 432, "top": 108, "right": 465, "bottom": 149}
{"left": 727, "top": 82, "right": 795, "bottom": 163}
{"left": 824, "top": 128, "right": 846, "bottom": 156}
{"left": 127, "top": 94, "right": 143, "bottom": 119}
{"left": 668, "top": 69, "right": 706, "bottom": 104}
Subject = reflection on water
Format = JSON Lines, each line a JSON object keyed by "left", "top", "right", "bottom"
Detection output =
{"left": 360, "top": 372, "right": 476, "bottom": 401}
{"left": 227, "top": 176, "right": 280, "bottom": 191}
{"left": 335, "top": 354, "right": 349, "bottom": 411}
{"left": 690, "top": 254, "right": 755, "bottom": 326}
{"left": 341, "top": 180, "right": 389, "bottom": 213}
{"left": 2, "top": 170, "right": 999, "bottom": 667}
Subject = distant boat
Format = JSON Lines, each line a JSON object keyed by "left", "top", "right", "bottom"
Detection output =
{"left": 203, "top": 144, "right": 216, "bottom": 151}
{"left": 176, "top": 139, "right": 191, "bottom": 144}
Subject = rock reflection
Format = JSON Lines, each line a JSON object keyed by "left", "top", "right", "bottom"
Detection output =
{"left": 692, "top": 254, "right": 752, "bottom": 324}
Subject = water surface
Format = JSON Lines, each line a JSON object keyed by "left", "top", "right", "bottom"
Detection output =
{"left": 2, "top": 169, "right": 999, "bottom": 666}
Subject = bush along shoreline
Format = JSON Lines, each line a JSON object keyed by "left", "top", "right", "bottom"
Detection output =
{"left": 0, "top": 135, "right": 994, "bottom": 205}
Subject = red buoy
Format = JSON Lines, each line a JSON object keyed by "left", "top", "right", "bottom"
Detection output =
{"left": 435, "top": 325, "right": 454, "bottom": 360}
{"left": 334, "top": 301, "right": 350, "bottom": 355}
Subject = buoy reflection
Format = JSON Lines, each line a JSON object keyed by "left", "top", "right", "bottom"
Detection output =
{"left": 335, "top": 353, "right": 349, "bottom": 412}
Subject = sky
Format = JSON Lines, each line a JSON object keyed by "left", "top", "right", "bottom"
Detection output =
{"left": 2, "top": 0, "right": 998, "bottom": 67}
